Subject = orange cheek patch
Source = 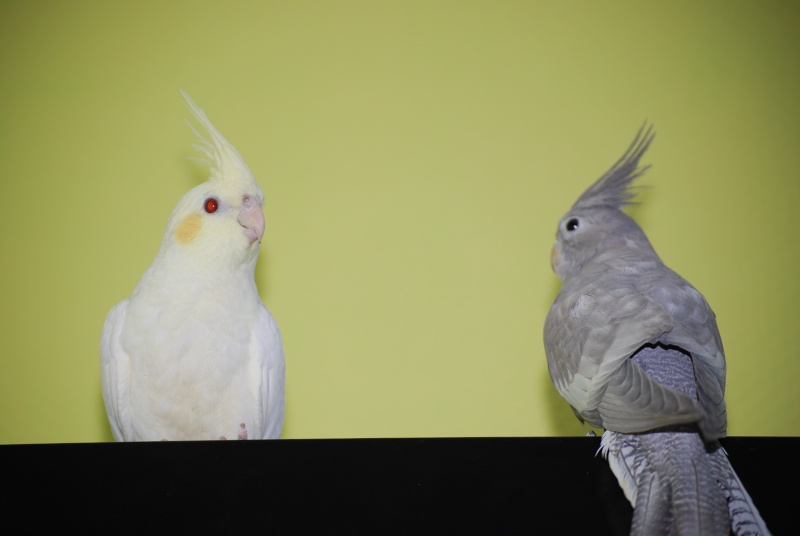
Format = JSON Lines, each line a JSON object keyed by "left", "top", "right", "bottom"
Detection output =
{"left": 174, "top": 213, "right": 203, "bottom": 245}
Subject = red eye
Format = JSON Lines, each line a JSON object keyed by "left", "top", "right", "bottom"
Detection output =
{"left": 204, "top": 198, "right": 219, "bottom": 214}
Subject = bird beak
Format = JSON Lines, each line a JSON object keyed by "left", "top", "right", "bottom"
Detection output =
{"left": 550, "top": 242, "right": 562, "bottom": 274}
{"left": 237, "top": 196, "right": 265, "bottom": 244}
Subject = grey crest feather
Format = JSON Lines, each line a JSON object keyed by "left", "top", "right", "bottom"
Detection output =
{"left": 571, "top": 124, "right": 655, "bottom": 211}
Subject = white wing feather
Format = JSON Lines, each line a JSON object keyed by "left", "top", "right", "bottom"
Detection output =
{"left": 100, "top": 300, "right": 134, "bottom": 441}
{"left": 248, "top": 305, "right": 285, "bottom": 439}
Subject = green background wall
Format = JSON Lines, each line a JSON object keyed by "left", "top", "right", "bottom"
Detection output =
{"left": 1, "top": 1, "right": 798, "bottom": 443}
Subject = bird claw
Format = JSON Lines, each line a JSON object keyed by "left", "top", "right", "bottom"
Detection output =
{"left": 218, "top": 424, "right": 248, "bottom": 440}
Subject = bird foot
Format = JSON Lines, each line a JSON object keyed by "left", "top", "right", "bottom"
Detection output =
{"left": 218, "top": 424, "right": 248, "bottom": 440}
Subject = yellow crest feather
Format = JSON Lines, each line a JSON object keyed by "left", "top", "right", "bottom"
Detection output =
{"left": 180, "top": 90, "right": 257, "bottom": 189}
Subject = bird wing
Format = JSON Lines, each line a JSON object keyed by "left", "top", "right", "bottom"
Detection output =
{"left": 638, "top": 269, "right": 728, "bottom": 439}
{"left": 100, "top": 300, "right": 134, "bottom": 441}
{"left": 248, "top": 304, "right": 285, "bottom": 439}
{"left": 546, "top": 270, "right": 703, "bottom": 431}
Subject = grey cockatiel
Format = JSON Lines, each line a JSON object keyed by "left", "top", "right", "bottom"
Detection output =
{"left": 543, "top": 127, "right": 770, "bottom": 535}
{"left": 100, "top": 91, "right": 285, "bottom": 441}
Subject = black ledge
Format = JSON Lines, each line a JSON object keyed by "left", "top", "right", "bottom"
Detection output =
{"left": 2, "top": 437, "right": 794, "bottom": 534}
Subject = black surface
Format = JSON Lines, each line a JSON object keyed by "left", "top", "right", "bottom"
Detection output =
{"left": 1, "top": 437, "right": 794, "bottom": 534}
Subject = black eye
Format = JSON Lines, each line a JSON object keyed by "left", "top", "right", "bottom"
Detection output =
{"left": 566, "top": 218, "right": 579, "bottom": 231}
{"left": 204, "top": 197, "right": 219, "bottom": 214}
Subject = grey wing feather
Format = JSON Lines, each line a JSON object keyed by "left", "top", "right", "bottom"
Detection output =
{"left": 545, "top": 280, "right": 701, "bottom": 432}
{"left": 100, "top": 300, "right": 134, "bottom": 442}
{"left": 640, "top": 271, "right": 728, "bottom": 439}
{"left": 598, "top": 358, "right": 703, "bottom": 433}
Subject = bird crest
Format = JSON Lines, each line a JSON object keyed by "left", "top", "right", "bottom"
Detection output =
{"left": 571, "top": 124, "right": 655, "bottom": 212}
{"left": 181, "top": 90, "right": 257, "bottom": 190}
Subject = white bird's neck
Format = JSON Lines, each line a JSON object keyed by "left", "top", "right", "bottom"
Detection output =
{"left": 133, "top": 245, "right": 260, "bottom": 302}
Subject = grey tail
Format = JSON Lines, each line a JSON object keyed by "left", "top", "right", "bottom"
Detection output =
{"left": 571, "top": 123, "right": 655, "bottom": 211}
{"left": 721, "top": 447, "right": 772, "bottom": 536}
{"left": 602, "top": 431, "right": 771, "bottom": 536}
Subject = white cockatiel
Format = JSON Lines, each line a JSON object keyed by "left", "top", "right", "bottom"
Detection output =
{"left": 544, "top": 127, "right": 770, "bottom": 535}
{"left": 101, "top": 92, "right": 285, "bottom": 441}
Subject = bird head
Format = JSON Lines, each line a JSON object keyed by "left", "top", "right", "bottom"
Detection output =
{"left": 159, "top": 92, "right": 266, "bottom": 270}
{"left": 551, "top": 125, "right": 656, "bottom": 280}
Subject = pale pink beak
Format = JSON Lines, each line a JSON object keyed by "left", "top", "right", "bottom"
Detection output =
{"left": 550, "top": 241, "right": 563, "bottom": 278}
{"left": 237, "top": 195, "right": 265, "bottom": 244}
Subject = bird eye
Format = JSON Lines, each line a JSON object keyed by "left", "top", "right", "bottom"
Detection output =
{"left": 566, "top": 218, "right": 579, "bottom": 231}
{"left": 204, "top": 197, "right": 219, "bottom": 214}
